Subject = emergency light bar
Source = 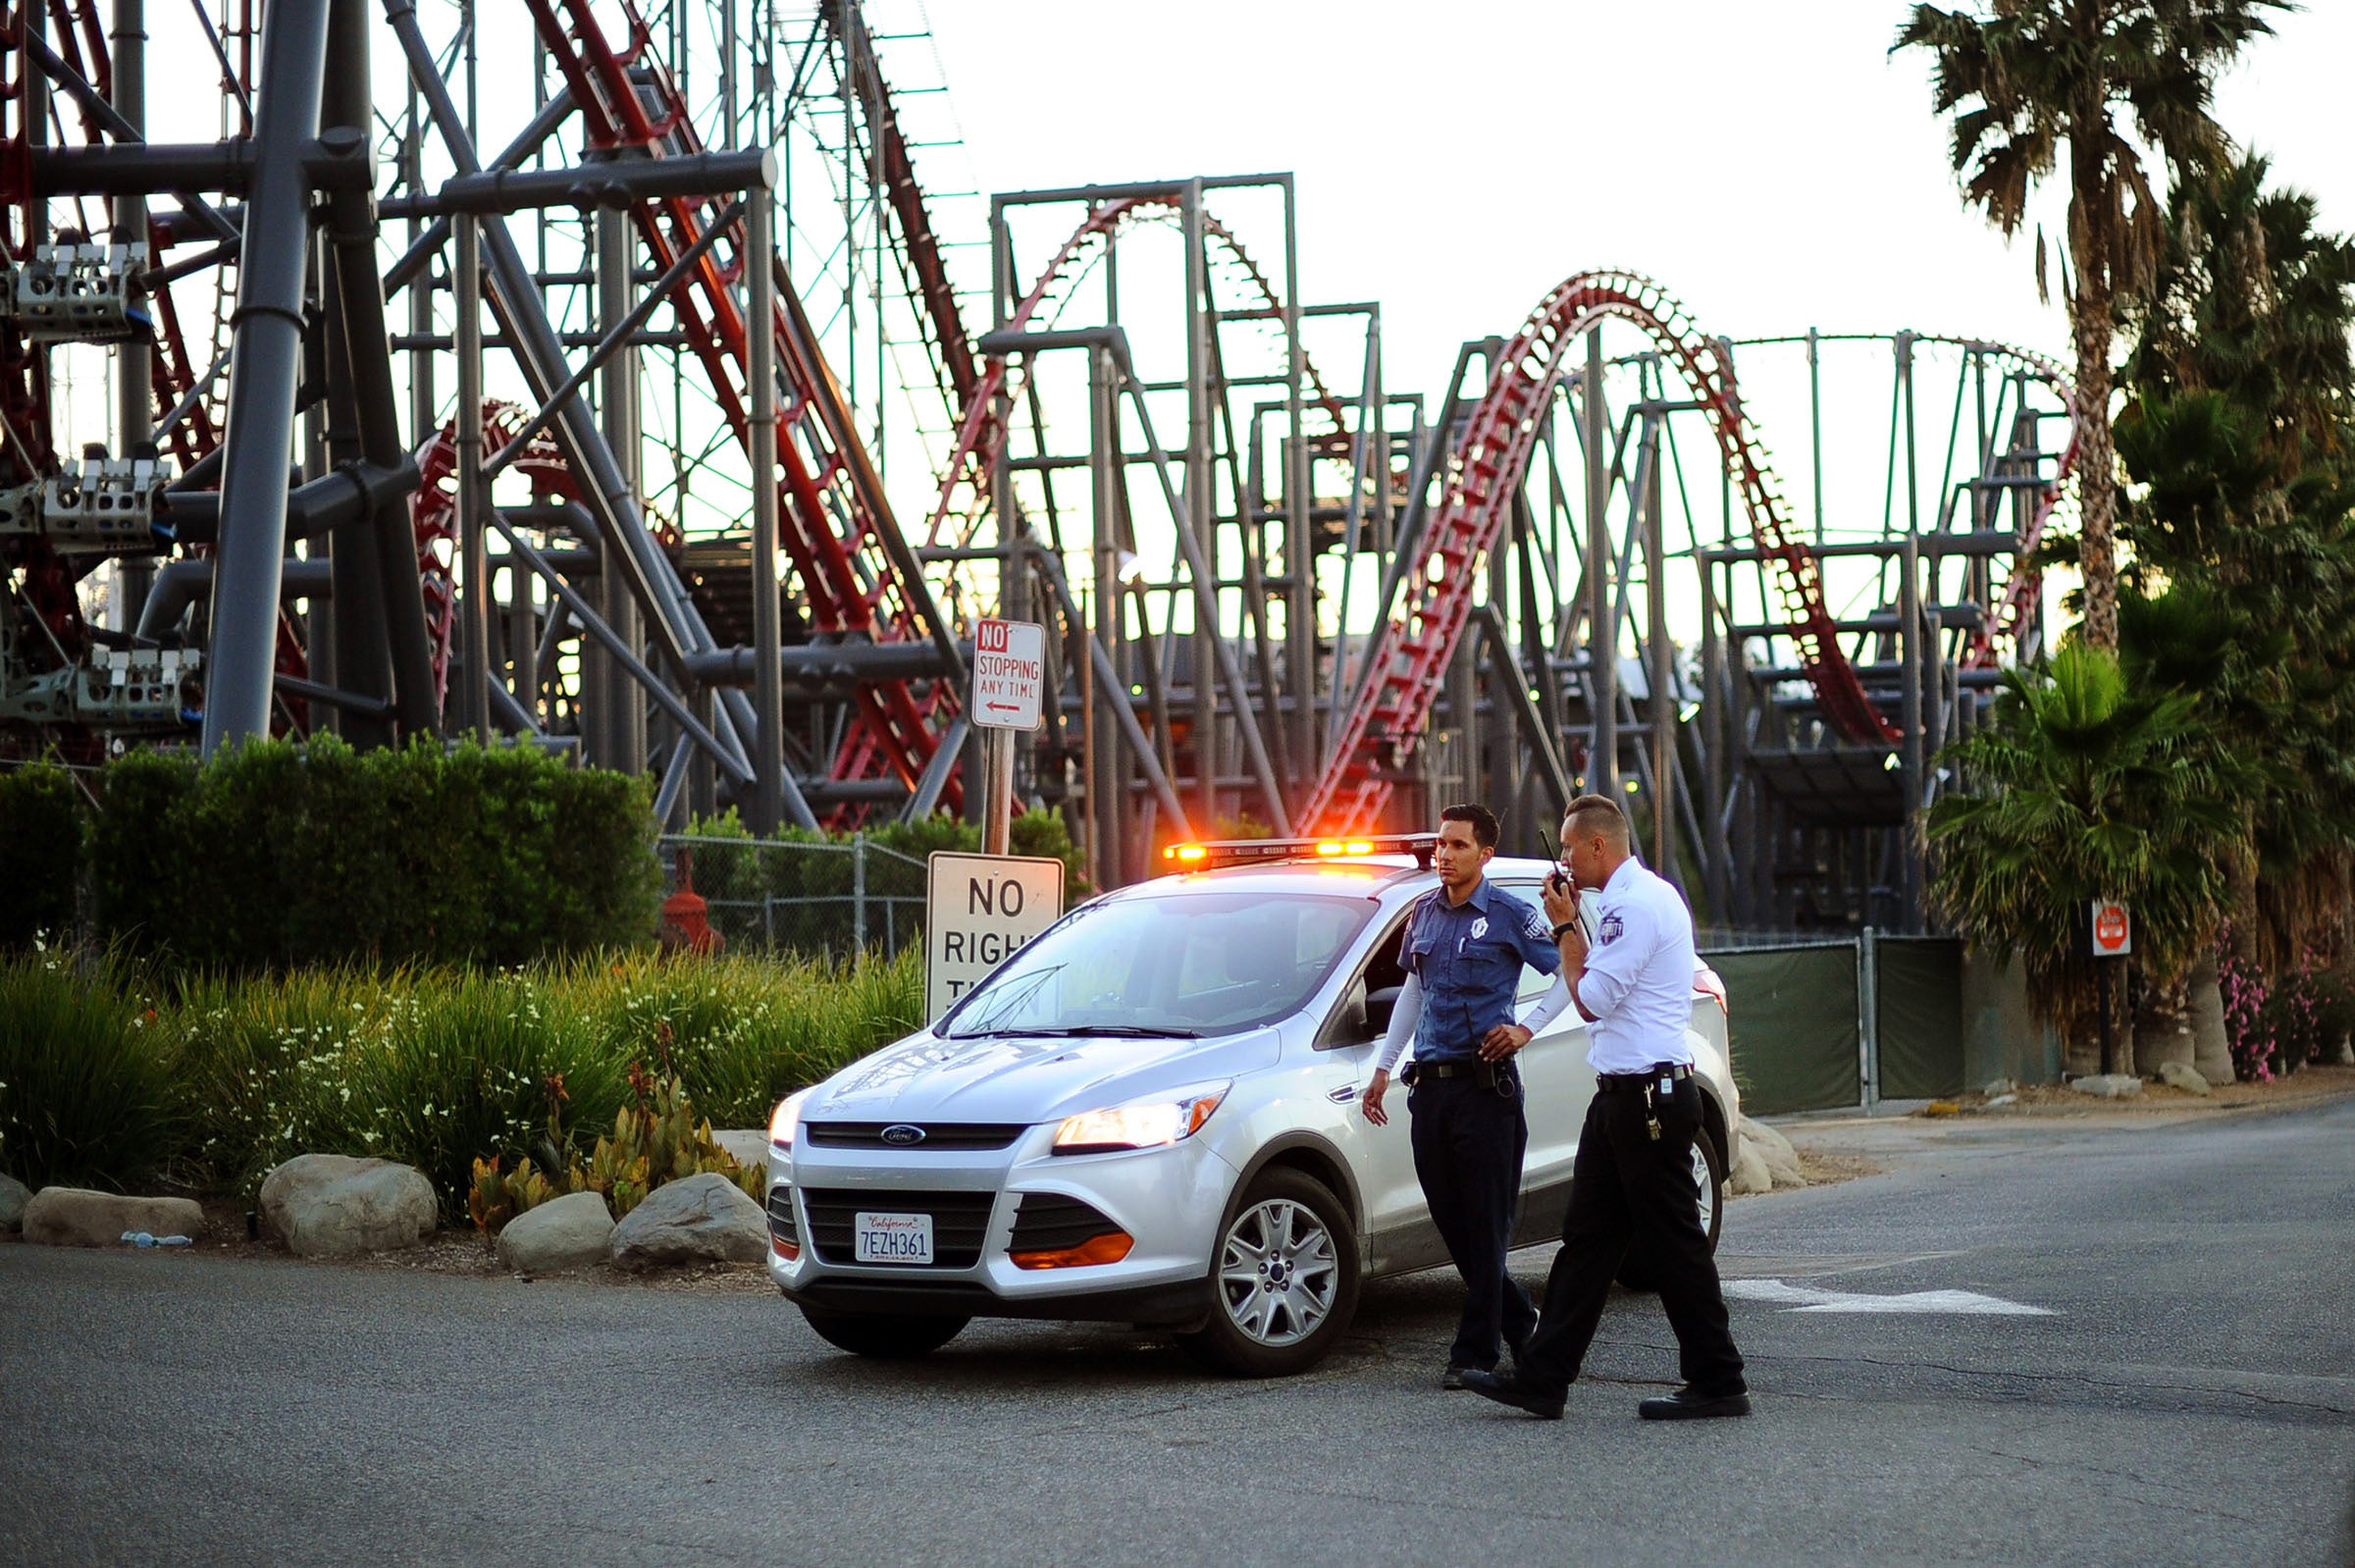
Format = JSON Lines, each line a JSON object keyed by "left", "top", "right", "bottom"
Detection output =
{"left": 1160, "top": 834, "right": 1439, "bottom": 871}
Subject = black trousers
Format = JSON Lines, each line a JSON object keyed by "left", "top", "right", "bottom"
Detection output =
{"left": 1407, "top": 1071, "right": 1538, "bottom": 1369}
{"left": 1519, "top": 1075, "right": 1746, "bottom": 1396}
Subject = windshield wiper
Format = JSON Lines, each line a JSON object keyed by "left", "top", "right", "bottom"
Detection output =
{"left": 962, "top": 1023, "right": 1201, "bottom": 1040}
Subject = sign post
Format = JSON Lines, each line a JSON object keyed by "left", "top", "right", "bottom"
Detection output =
{"left": 924, "top": 851, "right": 1065, "bottom": 1020}
{"left": 2090, "top": 900, "right": 2131, "bottom": 1076}
{"left": 970, "top": 617, "right": 1046, "bottom": 855}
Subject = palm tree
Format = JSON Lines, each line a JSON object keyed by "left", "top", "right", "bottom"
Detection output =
{"left": 1895, "top": 0, "right": 2288, "bottom": 652}
{"left": 1925, "top": 643, "right": 2249, "bottom": 1061}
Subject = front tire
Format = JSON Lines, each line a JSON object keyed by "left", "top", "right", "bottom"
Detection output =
{"left": 799, "top": 1306, "right": 969, "bottom": 1359}
{"left": 1614, "top": 1123, "right": 1726, "bottom": 1292}
{"left": 1177, "top": 1168, "right": 1361, "bottom": 1378}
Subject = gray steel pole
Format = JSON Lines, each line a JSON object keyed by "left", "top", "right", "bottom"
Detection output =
{"left": 1182, "top": 179, "right": 1217, "bottom": 827}
{"left": 1645, "top": 417, "right": 1671, "bottom": 874}
{"left": 111, "top": 0, "right": 150, "bottom": 629}
{"left": 1281, "top": 176, "right": 1313, "bottom": 782}
{"left": 1583, "top": 328, "right": 1616, "bottom": 798}
{"left": 456, "top": 212, "right": 490, "bottom": 743}
{"left": 202, "top": 0, "right": 331, "bottom": 756}
{"left": 747, "top": 184, "right": 785, "bottom": 834}
{"left": 1090, "top": 341, "right": 1120, "bottom": 884}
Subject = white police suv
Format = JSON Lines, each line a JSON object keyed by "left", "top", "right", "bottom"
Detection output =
{"left": 764, "top": 836, "right": 1740, "bottom": 1377}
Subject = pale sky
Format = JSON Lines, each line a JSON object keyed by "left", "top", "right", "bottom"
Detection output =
{"left": 927, "top": 0, "right": 2355, "bottom": 397}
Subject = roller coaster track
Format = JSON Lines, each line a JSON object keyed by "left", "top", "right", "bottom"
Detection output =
{"left": 1306, "top": 270, "right": 1923, "bottom": 836}
{"left": 1930, "top": 336, "right": 2079, "bottom": 666}
{"left": 529, "top": 0, "right": 958, "bottom": 813}
{"left": 921, "top": 194, "right": 1352, "bottom": 560}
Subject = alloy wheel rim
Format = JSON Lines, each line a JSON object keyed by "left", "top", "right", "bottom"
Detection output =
{"left": 1692, "top": 1143, "right": 1716, "bottom": 1234}
{"left": 1217, "top": 1197, "right": 1338, "bottom": 1347}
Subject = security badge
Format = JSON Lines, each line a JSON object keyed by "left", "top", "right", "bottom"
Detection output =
{"left": 1470, "top": 916, "right": 1489, "bottom": 939}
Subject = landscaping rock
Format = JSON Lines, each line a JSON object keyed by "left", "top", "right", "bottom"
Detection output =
{"left": 1981, "top": 1077, "right": 2017, "bottom": 1099}
{"left": 22, "top": 1187, "right": 205, "bottom": 1249}
{"left": 0, "top": 1174, "right": 29, "bottom": 1232}
{"left": 1736, "top": 1116, "right": 1806, "bottom": 1188}
{"left": 2158, "top": 1061, "right": 2211, "bottom": 1097}
{"left": 1986, "top": 1093, "right": 2018, "bottom": 1108}
{"left": 608, "top": 1173, "right": 765, "bottom": 1269}
{"left": 497, "top": 1190, "right": 615, "bottom": 1274}
{"left": 711, "top": 1129, "right": 769, "bottom": 1175}
{"left": 259, "top": 1153, "right": 437, "bottom": 1258}
{"left": 1725, "top": 1138, "right": 1773, "bottom": 1197}
{"left": 2068, "top": 1073, "right": 2143, "bottom": 1100}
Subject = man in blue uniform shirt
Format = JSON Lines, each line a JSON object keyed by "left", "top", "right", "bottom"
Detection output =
{"left": 1359, "top": 804, "right": 1562, "bottom": 1386}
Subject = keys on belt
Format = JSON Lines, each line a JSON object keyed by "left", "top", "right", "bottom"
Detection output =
{"left": 1596, "top": 1063, "right": 1693, "bottom": 1141}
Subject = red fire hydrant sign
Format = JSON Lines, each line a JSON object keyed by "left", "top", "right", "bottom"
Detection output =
{"left": 971, "top": 617, "right": 1045, "bottom": 730}
{"left": 2090, "top": 900, "right": 2132, "bottom": 958}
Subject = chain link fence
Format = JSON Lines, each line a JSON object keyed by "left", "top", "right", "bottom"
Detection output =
{"left": 659, "top": 835, "right": 930, "bottom": 962}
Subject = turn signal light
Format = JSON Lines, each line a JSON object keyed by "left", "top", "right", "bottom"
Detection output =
{"left": 771, "top": 1234, "right": 800, "bottom": 1262}
{"left": 1009, "top": 1230, "right": 1134, "bottom": 1270}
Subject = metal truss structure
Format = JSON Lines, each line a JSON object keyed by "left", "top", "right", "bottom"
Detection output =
{"left": 0, "top": 0, "right": 2078, "bottom": 936}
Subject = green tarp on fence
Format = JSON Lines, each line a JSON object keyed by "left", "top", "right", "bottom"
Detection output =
{"left": 1703, "top": 944, "right": 1859, "bottom": 1115}
{"left": 1876, "top": 937, "right": 1964, "bottom": 1099}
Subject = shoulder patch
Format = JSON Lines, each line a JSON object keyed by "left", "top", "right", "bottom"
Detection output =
{"left": 1597, "top": 913, "right": 1625, "bottom": 945}
{"left": 1524, "top": 907, "right": 1551, "bottom": 939}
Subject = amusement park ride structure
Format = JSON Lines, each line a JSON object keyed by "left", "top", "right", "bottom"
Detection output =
{"left": 0, "top": 0, "right": 2078, "bottom": 934}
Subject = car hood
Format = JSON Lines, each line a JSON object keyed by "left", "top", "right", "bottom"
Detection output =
{"left": 806, "top": 1026, "right": 1282, "bottom": 1125}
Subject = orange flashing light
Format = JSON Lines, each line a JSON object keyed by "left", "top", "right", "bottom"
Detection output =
{"left": 1166, "top": 843, "right": 1209, "bottom": 863}
{"left": 1009, "top": 1230, "right": 1135, "bottom": 1271}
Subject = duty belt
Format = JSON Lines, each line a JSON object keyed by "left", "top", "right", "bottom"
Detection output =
{"left": 1595, "top": 1062, "right": 1693, "bottom": 1092}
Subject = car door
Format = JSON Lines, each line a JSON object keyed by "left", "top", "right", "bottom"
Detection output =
{"left": 1494, "top": 881, "right": 1595, "bottom": 1244}
{"left": 1318, "top": 910, "right": 1449, "bottom": 1275}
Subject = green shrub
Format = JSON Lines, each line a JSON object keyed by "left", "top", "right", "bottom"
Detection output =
{"left": 91, "top": 737, "right": 661, "bottom": 972}
{"left": 177, "top": 965, "right": 632, "bottom": 1217}
{"left": 565, "top": 946, "right": 922, "bottom": 1128}
{"left": 0, "top": 762, "right": 82, "bottom": 949}
{"left": 0, "top": 952, "right": 183, "bottom": 1190}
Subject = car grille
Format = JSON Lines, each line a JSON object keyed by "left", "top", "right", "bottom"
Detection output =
{"left": 802, "top": 1188, "right": 996, "bottom": 1268}
{"left": 802, "top": 1122, "right": 1027, "bottom": 1151}
{"left": 765, "top": 1185, "right": 799, "bottom": 1247}
{"left": 1008, "top": 1192, "right": 1123, "bottom": 1254}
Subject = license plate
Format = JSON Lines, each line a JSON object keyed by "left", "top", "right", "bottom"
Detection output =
{"left": 854, "top": 1211, "right": 934, "bottom": 1265}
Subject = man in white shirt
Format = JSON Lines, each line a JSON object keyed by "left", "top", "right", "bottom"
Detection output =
{"left": 1461, "top": 794, "right": 1750, "bottom": 1422}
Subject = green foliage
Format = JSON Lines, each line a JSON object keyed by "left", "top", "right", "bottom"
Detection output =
{"left": 1925, "top": 645, "right": 2248, "bottom": 1040}
{"left": 0, "top": 952, "right": 183, "bottom": 1190}
{"left": 88, "top": 737, "right": 661, "bottom": 972}
{"left": 145, "top": 949, "right": 913, "bottom": 1214}
{"left": 671, "top": 808, "right": 1090, "bottom": 960}
{"left": 0, "top": 762, "right": 83, "bottom": 949}
{"left": 561, "top": 946, "right": 921, "bottom": 1129}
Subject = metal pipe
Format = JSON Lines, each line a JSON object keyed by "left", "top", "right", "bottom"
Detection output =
{"left": 201, "top": 0, "right": 332, "bottom": 755}
{"left": 1584, "top": 327, "right": 1616, "bottom": 797}
{"left": 456, "top": 211, "right": 490, "bottom": 742}
{"left": 383, "top": 88, "right": 576, "bottom": 296}
{"left": 747, "top": 183, "right": 785, "bottom": 832}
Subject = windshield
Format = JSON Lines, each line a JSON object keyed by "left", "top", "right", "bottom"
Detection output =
{"left": 942, "top": 891, "right": 1376, "bottom": 1039}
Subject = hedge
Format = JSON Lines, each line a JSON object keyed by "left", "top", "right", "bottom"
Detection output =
{"left": 0, "top": 761, "right": 81, "bottom": 948}
{"left": 81, "top": 736, "right": 662, "bottom": 971}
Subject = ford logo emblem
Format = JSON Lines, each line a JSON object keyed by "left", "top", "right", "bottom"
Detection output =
{"left": 880, "top": 1124, "right": 926, "bottom": 1147}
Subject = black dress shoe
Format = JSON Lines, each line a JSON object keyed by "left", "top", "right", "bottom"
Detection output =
{"left": 1441, "top": 1364, "right": 1475, "bottom": 1390}
{"left": 1459, "top": 1368, "right": 1566, "bottom": 1420}
{"left": 1637, "top": 1386, "right": 1751, "bottom": 1421}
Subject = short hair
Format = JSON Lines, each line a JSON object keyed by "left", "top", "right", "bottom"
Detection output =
{"left": 1438, "top": 803, "right": 1499, "bottom": 849}
{"left": 1561, "top": 793, "right": 1630, "bottom": 849}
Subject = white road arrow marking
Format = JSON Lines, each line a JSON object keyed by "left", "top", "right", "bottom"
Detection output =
{"left": 1725, "top": 1279, "right": 2055, "bottom": 1316}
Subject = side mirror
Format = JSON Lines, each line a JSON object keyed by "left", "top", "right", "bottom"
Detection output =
{"left": 1365, "top": 984, "right": 1403, "bottom": 1037}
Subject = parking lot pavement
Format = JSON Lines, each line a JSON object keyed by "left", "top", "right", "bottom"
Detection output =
{"left": 4, "top": 1094, "right": 2352, "bottom": 1568}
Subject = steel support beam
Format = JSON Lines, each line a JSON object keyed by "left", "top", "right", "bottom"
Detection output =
{"left": 201, "top": 0, "right": 331, "bottom": 755}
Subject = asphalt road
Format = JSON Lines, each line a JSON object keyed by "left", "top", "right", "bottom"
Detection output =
{"left": 5, "top": 1097, "right": 2353, "bottom": 1568}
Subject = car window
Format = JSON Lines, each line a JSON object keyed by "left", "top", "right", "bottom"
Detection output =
{"left": 942, "top": 891, "right": 1376, "bottom": 1038}
{"left": 1317, "top": 909, "right": 1412, "bottom": 1049}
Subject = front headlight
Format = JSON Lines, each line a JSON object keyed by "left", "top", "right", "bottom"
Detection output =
{"left": 1053, "top": 1082, "right": 1230, "bottom": 1155}
{"left": 768, "top": 1087, "right": 813, "bottom": 1151}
